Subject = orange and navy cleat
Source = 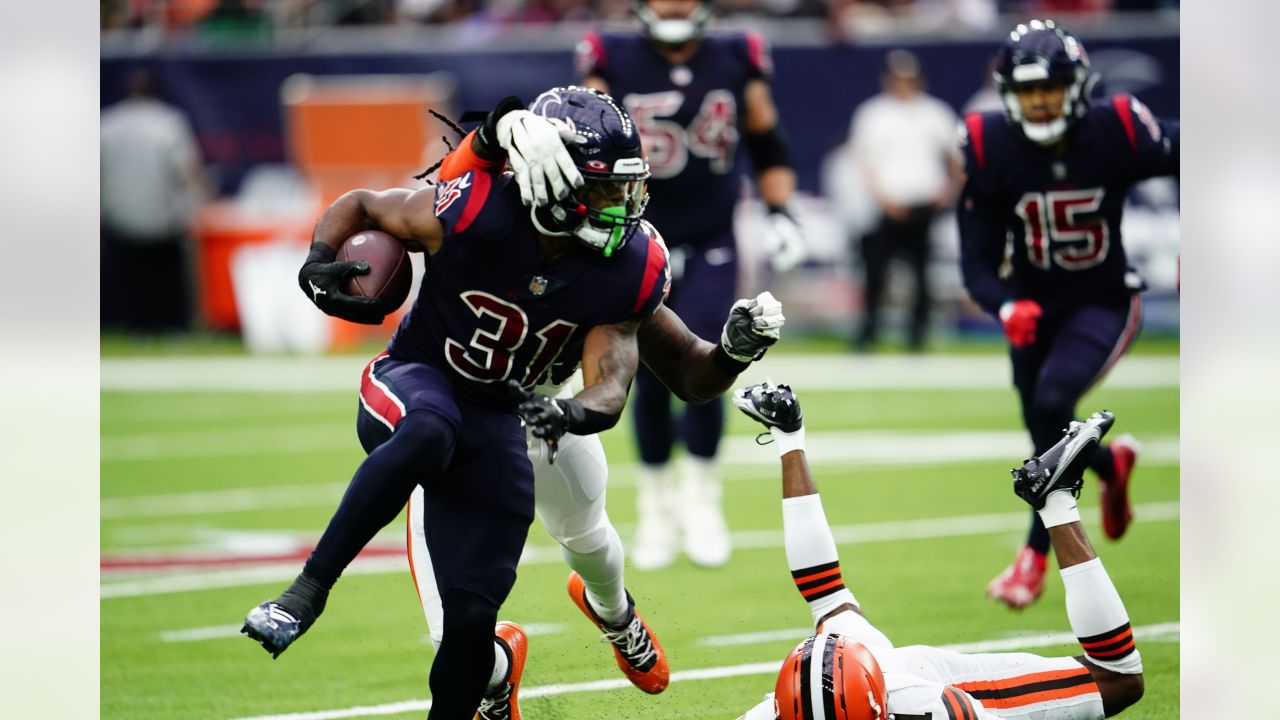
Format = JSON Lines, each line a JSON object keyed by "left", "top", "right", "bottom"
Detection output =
{"left": 567, "top": 571, "right": 669, "bottom": 694}
{"left": 476, "top": 621, "right": 527, "bottom": 720}
{"left": 1100, "top": 434, "right": 1138, "bottom": 540}
{"left": 987, "top": 545, "right": 1048, "bottom": 610}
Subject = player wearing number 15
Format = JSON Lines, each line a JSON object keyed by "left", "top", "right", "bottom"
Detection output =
{"left": 577, "top": 0, "right": 801, "bottom": 571}
{"left": 957, "top": 20, "right": 1179, "bottom": 609}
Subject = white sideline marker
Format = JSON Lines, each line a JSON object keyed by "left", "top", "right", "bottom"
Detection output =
{"left": 228, "top": 622, "right": 1180, "bottom": 720}
{"left": 161, "top": 622, "right": 566, "bottom": 644}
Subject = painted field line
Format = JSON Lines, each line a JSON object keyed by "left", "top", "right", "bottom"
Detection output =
{"left": 101, "top": 501, "right": 1178, "bottom": 599}
{"left": 102, "top": 354, "right": 1178, "bottom": 393}
{"left": 161, "top": 621, "right": 566, "bottom": 644}
{"left": 229, "top": 622, "right": 1179, "bottom": 720}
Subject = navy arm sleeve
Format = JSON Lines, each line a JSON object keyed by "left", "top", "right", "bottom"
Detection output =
{"left": 958, "top": 179, "right": 1014, "bottom": 318}
{"left": 1111, "top": 94, "right": 1179, "bottom": 181}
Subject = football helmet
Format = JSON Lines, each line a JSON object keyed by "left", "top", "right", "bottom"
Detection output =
{"left": 775, "top": 633, "right": 887, "bottom": 720}
{"left": 634, "top": 0, "right": 712, "bottom": 46}
{"left": 526, "top": 86, "right": 650, "bottom": 257}
{"left": 993, "top": 19, "right": 1095, "bottom": 145}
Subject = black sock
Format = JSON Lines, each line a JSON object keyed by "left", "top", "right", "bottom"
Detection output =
{"left": 275, "top": 570, "right": 329, "bottom": 632}
{"left": 1026, "top": 509, "right": 1051, "bottom": 555}
{"left": 428, "top": 589, "right": 499, "bottom": 720}
{"left": 1089, "top": 442, "right": 1115, "bottom": 483}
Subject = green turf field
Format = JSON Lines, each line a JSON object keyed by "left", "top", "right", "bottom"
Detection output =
{"left": 101, "top": 345, "right": 1179, "bottom": 719}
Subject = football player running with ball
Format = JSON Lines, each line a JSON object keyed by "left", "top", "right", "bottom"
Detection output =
{"left": 957, "top": 20, "right": 1179, "bottom": 608}
{"left": 734, "top": 381, "right": 1145, "bottom": 720}
{"left": 404, "top": 98, "right": 786, "bottom": 717}
{"left": 243, "top": 87, "right": 678, "bottom": 720}
{"left": 578, "top": 0, "right": 804, "bottom": 571}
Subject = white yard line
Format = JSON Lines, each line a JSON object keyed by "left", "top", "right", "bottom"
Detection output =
{"left": 102, "top": 354, "right": 1178, "bottom": 393}
{"left": 101, "top": 501, "right": 1178, "bottom": 599}
{"left": 228, "top": 622, "right": 1180, "bottom": 720}
{"left": 160, "top": 621, "right": 566, "bottom": 644}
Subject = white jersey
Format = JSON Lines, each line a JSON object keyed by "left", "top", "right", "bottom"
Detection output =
{"left": 739, "top": 610, "right": 1104, "bottom": 720}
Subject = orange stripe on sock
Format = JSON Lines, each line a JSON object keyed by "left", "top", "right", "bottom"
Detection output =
{"left": 1081, "top": 630, "right": 1133, "bottom": 649}
{"left": 1088, "top": 639, "right": 1136, "bottom": 658}
{"left": 971, "top": 682, "right": 1099, "bottom": 710}
{"left": 792, "top": 566, "right": 841, "bottom": 586}
{"left": 799, "top": 578, "right": 845, "bottom": 598}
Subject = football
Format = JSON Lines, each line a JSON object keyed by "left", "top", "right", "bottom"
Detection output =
{"left": 337, "top": 230, "right": 412, "bottom": 312}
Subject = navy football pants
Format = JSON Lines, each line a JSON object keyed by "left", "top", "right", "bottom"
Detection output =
{"left": 306, "top": 354, "right": 534, "bottom": 719}
{"left": 1012, "top": 296, "right": 1143, "bottom": 553}
{"left": 632, "top": 230, "right": 736, "bottom": 463}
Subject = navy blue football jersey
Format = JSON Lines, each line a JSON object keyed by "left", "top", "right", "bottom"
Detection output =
{"left": 387, "top": 166, "right": 672, "bottom": 408}
{"left": 577, "top": 29, "right": 771, "bottom": 246}
{"left": 958, "top": 94, "right": 1179, "bottom": 314}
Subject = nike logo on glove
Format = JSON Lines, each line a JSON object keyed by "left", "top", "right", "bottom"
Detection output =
{"left": 309, "top": 280, "right": 327, "bottom": 301}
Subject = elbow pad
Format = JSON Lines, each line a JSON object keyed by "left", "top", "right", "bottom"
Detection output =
{"left": 743, "top": 125, "right": 792, "bottom": 172}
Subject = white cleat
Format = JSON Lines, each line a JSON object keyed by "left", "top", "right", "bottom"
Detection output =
{"left": 679, "top": 455, "right": 731, "bottom": 568}
{"left": 631, "top": 465, "right": 678, "bottom": 570}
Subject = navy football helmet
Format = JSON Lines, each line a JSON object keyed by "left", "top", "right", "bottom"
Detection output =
{"left": 634, "top": 0, "right": 712, "bottom": 46}
{"left": 527, "top": 86, "right": 650, "bottom": 257}
{"left": 993, "top": 19, "right": 1095, "bottom": 145}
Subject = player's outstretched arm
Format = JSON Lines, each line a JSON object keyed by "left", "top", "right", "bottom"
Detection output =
{"left": 638, "top": 292, "right": 784, "bottom": 403}
{"left": 744, "top": 79, "right": 805, "bottom": 273}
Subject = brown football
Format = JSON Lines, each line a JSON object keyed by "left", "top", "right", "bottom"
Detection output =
{"left": 337, "top": 230, "right": 412, "bottom": 312}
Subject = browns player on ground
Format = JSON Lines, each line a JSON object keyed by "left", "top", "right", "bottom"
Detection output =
{"left": 734, "top": 381, "right": 1145, "bottom": 720}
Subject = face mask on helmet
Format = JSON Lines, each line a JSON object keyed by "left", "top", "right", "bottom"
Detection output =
{"left": 525, "top": 86, "right": 651, "bottom": 256}
{"left": 635, "top": 1, "right": 712, "bottom": 46}
{"left": 775, "top": 633, "right": 887, "bottom": 720}
{"left": 532, "top": 160, "right": 650, "bottom": 257}
{"left": 994, "top": 20, "right": 1094, "bottom": 146}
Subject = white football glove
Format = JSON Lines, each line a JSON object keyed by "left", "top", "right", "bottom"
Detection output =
{"left": 720, "top": 291, "right": 786, "bottom": 363}
{"left": 762, "top": 208, "right": 807, "bottom": 273}
{"left": 495, "top": 110, "right": 584, "bottom": 208}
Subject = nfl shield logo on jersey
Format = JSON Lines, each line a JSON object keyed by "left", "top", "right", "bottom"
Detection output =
{"left": 529, "top": 275, "right": 549, "bottom": 296}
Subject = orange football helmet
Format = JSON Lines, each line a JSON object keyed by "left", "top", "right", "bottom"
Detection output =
{"left": 774, "top": 633, "right": 887, "bottom": 720}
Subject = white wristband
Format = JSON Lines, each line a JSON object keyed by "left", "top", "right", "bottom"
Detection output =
{"left": 770, "top": 426, "right": 806, "bottom": 457}
{"left": 1037, "top": 490, "right": 1081, "bottom": 529}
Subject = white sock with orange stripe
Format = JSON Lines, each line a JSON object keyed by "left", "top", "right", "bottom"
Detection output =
{"left": 1061, "top": 557, "right": 1143, "bottom": 674}
{"left": 783, "top": 494, "right": 858, "bottom": 624}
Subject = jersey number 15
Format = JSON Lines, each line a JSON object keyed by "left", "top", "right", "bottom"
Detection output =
{"left": 1014, "top": 189, "right": 1110, "bottom": 271}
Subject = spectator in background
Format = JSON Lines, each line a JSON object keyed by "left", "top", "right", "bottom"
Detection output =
{"left": 101, "top": 68, "right": 207, "bottom": 335}
{"left": 847, "top": 50, "right": 959, "bottom": 351}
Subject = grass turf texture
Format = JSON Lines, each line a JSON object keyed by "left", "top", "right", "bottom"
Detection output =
{"left": 102, "top": 346, "right": 1178, "bottom": 719}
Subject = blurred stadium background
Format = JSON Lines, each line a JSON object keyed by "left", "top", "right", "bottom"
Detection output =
{"left": 101, "top": 0, "right": 1179, "bottom": 349}
{"left": 100, "top": 2, "right": 1179, "bottom": 718}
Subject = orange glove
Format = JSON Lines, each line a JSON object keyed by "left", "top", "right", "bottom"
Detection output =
{"left": 999, "top": 300, "right": 1042, "bottom": 348}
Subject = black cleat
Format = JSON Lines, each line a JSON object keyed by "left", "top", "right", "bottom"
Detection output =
{"left": 1013, "top": 411, "right": 1116, "bottom": 510}
{"left": 733, "top": 381, "right": 803, "bottom": 433}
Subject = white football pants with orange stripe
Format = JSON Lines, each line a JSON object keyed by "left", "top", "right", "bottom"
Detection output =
{"left": 740, "top": 608, "right": 1106, "bottom": 720}
{"left": 408, "top": 381, "right": 623, "bottom": 646}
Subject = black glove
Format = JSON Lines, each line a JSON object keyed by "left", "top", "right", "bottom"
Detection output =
{"left": 507, "top": 380, "right": 581, "bottom": 464}
{"left": 473, "top": 96, "right": 526, "bottom": 156}
{"left": 297, "top": 242, "right": 386, "bottom": 325}
{"left": 719, "top": 291, "right": 785, "bottom": 363}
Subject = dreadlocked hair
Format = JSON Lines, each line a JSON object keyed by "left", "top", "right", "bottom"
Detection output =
{"left": 412, "top": 109, "right": 470, "bottom": 183}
